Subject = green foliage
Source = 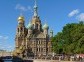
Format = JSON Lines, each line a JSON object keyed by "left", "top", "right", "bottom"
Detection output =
{"left": 52, "top": 21, "right": 84, "bottom": 54}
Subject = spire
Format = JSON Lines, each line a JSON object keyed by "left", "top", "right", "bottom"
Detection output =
{"left": 34, "top": 0, "right": 38, "bottom": 17}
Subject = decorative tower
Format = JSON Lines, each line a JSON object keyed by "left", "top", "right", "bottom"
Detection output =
{"left": 27, "top": 22, "right": 33, "bottom": 36}
{"left": 43, "top": 23, "right": 49, "bottom": 35}
{"left": 31, "top": 0, "right": 42, "bottom": 32}
{"left": 15, "top": 15, "right": 25, "bottom": 49}
{"left": 50, "top": 30, "right": 53, "bottom": 38}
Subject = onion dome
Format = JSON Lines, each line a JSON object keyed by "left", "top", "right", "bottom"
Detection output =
{"left": 43, "top": 23, "right": 49, "bottom": 29}
{"left": 18, "top": 16, "right": 24, "bottom": 23}
{"left": 50, "top": 30, "right": 53, "bottom": 33}
{"left": 27, "top": 22, "right": 33, "bottom": 29}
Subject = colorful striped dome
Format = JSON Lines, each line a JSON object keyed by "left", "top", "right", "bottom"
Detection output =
{"left": 43, "top": 23, "right": 49, "bottom": 29}
{"left": 27, "top": 22, "right": 33, "bottom": 29}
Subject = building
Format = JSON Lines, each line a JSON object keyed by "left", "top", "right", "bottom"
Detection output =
{"left": 0, "top": 50, "right": 12, "bottom": 57}
{"left": 13, "top": 0, "right": 53, "bottom": 59}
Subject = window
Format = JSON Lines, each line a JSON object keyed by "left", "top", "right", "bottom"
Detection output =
{"left": 40, "top": 41, "right": 41, "bottom": 44}
{"left": 38, "top": 41, "right": 40, "bottom": 44}
{"left": 20, "top": 27, "right": 23, "bottom": 31}
{"left": 18, "top": 28, "right": 19, "bottom": 32}
{"left": 39, "top": 48, "right": 40, "bottom": 52}
{"left": 41, "top": 48, "right": 43, "bottom": 52}
{"left": 33, "top": 24, "right": 34, "bottom": 29}
{"left": 36, "top": 24, "right": 38, "bottom": 29}
{"left": 37, "top": 48, "right": 38, "bottom": 52}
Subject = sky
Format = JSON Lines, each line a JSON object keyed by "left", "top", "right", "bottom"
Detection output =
{"left": 0, "top": 0, "right": 84, "bottom": 51}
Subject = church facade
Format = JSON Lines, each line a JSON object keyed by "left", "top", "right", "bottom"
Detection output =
{"left": 13, "top": 1, "right": 53, "bottom": 59}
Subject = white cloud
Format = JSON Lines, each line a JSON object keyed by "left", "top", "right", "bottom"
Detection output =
{"left": 68, "top": 9, "right": 79, "bottom": 17}
{"left": 28, "top": 6, "right": 33, "bottom": 12}
{"left": 7, "top": 46, "right": 12, "bottom": 49}
{"left": 15, "top": 4, "right": 32, "bottom": 12}
{"left": 0, "top": 43, "right": 2, "bottom": 46}
{"left": 0, "top": 35, "right": 8, "bottom": 41}
{"left": 0, "top": 36, "right": 3, "bottom": 38}
{"left": 15, "top": 4, "right": 27, "bottom": 11}
{"left": 77, "top": 13, "right": 84, "bottom": 21}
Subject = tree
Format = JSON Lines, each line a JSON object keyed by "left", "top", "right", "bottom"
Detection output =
{"left": 52, "top": 22, "right": 84, "bottom": 54}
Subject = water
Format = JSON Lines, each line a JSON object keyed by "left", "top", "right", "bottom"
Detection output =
{"left": 3, "top": 59, "right": 12, "bottom": 62}
{"left": 4, "top": 61, "right": 12, "bottom": 62}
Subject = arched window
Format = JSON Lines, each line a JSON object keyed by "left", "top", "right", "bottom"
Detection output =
{"left": 21, "top": 27, "right": 23, "bottom": 31}
{"left": 36, "top": 24, "right": 38, "bottom": 29}
{"left": 18, "top": 28, "right": 19, "bottom": 32}
{"left": 37, "top": 48, "right": 38, "bottom": 52}
{"left": 40, "top": 41, "right": 41, "bottom": 44}
{"left": 41, "top": 48, "right": 43, "bottom": 52}
{"left": 33, "top": 24, "right": 34, "bottom": 29}
{"left": 39, "top": 48, "right": 40, "bottom": 52}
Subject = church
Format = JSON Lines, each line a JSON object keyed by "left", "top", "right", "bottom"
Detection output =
{"left": 13, "top": 0, "right": 53, "bottom": 59}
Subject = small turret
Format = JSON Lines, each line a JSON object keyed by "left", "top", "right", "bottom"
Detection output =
{"left": 15, "top": 15, "right": 25, "bottom": 49}
{"left": 50, "top": 30, "right": 53, "bottom": 37}
{"left": 27, "top": 22, "right": 33, "bottom": 29}
{"left": 17, "top": 15, "right": 25, "bottom": 35}
{"left": 27, "top": 22, "right": 33, "bottom": 35}
{"left": 18, "top": 16, "right": 24, "bottom": 24}
{"left": 43, "top": 23, "right": 49, "bottom": 35}
{"left": 43, "top": 23, "right": 49, "bottom": 29}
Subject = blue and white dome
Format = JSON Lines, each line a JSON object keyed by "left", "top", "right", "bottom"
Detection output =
{"left": 27, "top": 22, "right": 33, "bottom": 29}
{"left": 43, "top": 23, "right": 49, "bottom": 29}
{"left": 50, "top": 30, "right": 53, "bottom": 33}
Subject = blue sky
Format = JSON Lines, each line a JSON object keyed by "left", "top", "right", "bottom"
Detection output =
{"left": 0, "top": 0, "right": 84, "bottom": 51}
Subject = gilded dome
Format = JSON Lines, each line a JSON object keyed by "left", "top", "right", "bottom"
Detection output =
{"left": 18, "top": 16, "right": 24, "bottom": 22}
{"left": 43, "top": 23, "right": 49, "bottom": 29}
{"left": 27, "top": 22, "right": 33, "bottom": 29}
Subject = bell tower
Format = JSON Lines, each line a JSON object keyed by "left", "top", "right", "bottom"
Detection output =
{"left": 43, "top": 23, "right": 49, "bottom": 35}
{"left": 31, "top": 0, "right": 42, "bottom": 32}
{"left": 15, "top": 15, "right": 26, "bottom": 49}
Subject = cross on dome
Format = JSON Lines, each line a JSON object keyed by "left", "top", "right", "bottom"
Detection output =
{"left": 34, "top": 0, "right": 38, "bottom": 17}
